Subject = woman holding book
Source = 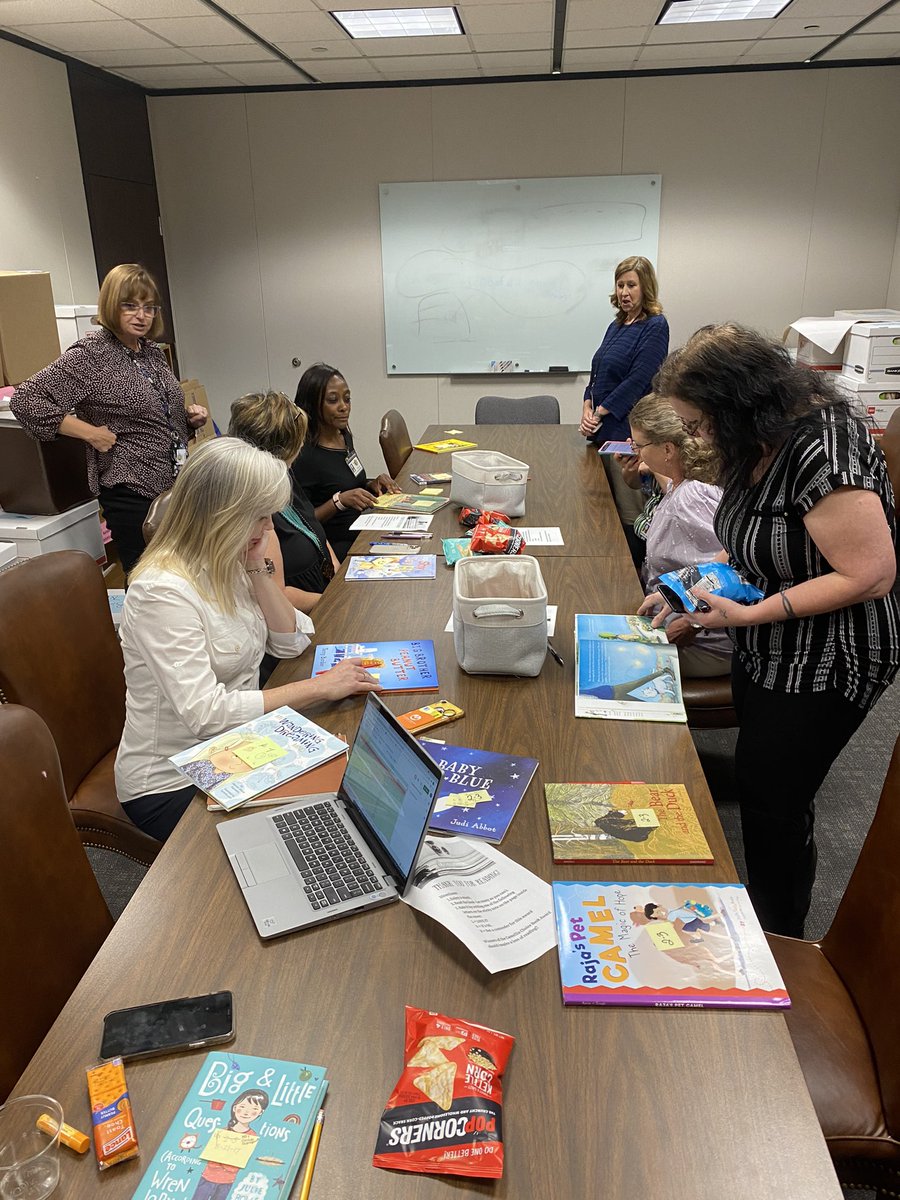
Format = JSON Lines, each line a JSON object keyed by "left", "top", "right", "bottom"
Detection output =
{"left": 645, "top": 323, "right": 899, "bottom": 937}
{"left": 116, "top": 437, "right": 381, "bottom": 841}
{"left": 292, "top": 363, "right": 399, "bottom": 561}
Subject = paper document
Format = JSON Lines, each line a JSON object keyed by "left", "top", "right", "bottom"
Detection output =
{"left": 348, "top": 513, "right": 433, "bottom": 532}
{"left": 514, "top": 527, "right": 564, "bottom": 545}
{"left": 402, "top": 835, "right": 557, "bottom": 973}
{"left": 445, "top": 604, "right": 557, "bottom": 635}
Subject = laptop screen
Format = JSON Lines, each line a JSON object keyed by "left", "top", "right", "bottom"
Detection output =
{"left": 340, "top": 695, "right": 443, "bottom": 888}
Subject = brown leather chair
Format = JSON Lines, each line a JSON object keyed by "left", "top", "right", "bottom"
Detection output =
{"left": 0, "top": 704, "right": 114, "bottom": 1100}
{"left": 682, "top": 674, "right": 738, "bottom": 728}
{"left": 0, "top": 551, "right": 160, "bottom": 865}
{"left": 141, "top": 487, "right": 173, "bottom": 545}
{"left": 767, "top": 731, "right": 900, "bottom": 1194}
{"left": 378, "top": 410, "right": 413, "bottom": 479}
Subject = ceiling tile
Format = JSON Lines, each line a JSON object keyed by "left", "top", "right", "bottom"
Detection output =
{"left": 740, "top": 33, "right": 833, "bottom": 52}
{"left": 0, "top": 0, "right": 116, "bottom": 20}
{"left": 637, "top": 37, "right": 750, "bottom": 56}
{"left": 477, "top": 48, "right": 551, "bottom": 68}
{"left": 97, "top": 0, "right": 211, "bottom": 16}
{"left": 774, "top": 0, "right": 884, "bottom": 18}
{"left": 820, "top": 29, "right": 900, "bottom": 51}
{"left": 462, "top": 2, "right": 552, "bottom": 34}
{"left": 273, "top": 38, "right": 362, "bottom": 56}
{"left": 468, "top": 31, "right": 547, "bottom": 48}
{"left": 138, "top": 15, "right": 255, "bottom": 44}
{"left": 115, "top": 62, "right": 241, "bottom": 83}
{"left": 565, "top": 26, "right": 647, "bottom": 46}
{"left": 567, "top": 0, "right": 662, "bottom": 30}
{"left": 648, "top": 18, "right": 773, "bottom": 42}
{"left": 191, "top": 43, "right": 279, "bottom": 61}
{"left": 860, "top": 6, "right": 900, "bottom": 31}
{"left": 88, "top": 45, "right": 201, "bottom": 64}
{"left": 371, "top": 51, "right": 480, "bottom": 69}
{"left": 378, "top": 65, "right": 482, "bottom": 76}
{"left": 563, "top": 44, "right": 641, "bottom": 64}
{"left": 9, "top": 18, "right": 173, "bottom": 49}
{"left": 237, "top": 9, "right": 346, "bottom": 38}
{"left": 354, "top": 33, "right": 469, "bottom": 54}
{"left": 220, "top": 0, "right": 319, "bottom": 11}
{"left": 765, "top": 15, "right": 856, "bottom": 34}
{"left": 295, "top": 55, "right": 384, "bottom": 77}
{"left": 215, "top": 59, "right": 310, "bottom": 81}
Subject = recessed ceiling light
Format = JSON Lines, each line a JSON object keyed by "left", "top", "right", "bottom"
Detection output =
{"left": 658, "top": 0, "right": 790, "bottom": 22}
{"left": 331, "top": 7, "right": 463, "bottom": 38}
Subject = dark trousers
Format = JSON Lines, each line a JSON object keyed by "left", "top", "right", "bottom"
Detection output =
{"left": 731, "top": 656, "right": 867, "bottom": 938}
{"left": 99, "top": 485, "right": 154, "bottom": 578}
{"left": 124, "top": 784, "right": 195, "bottom": 842}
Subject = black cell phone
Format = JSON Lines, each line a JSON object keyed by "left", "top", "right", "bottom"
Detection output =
{"left": 100, "top": 991, "right": 235, "bottom": 1061}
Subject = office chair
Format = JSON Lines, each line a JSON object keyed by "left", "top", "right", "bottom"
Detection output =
{"left": 0, "top": 704, "right": 114, "bottom": 1100}
{"left": 0, "top": 551, "right": 160, "bottom": 866}
{"left": 682, "top": 675, "right": 738, "bottom": 728}
{"left": 142, "top": 488, "right": 173, "bottom": 544}
{"left": 475, "top": 395, "right": 560, "bottom": 425}
{"left": 767, "top": 730, "right": 900, "bottom": 1194}
{"left": 379, "top": 410, "right": 413, "bottom": 478}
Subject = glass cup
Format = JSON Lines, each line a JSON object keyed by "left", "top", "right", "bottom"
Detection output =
{"left": 0, "top": 1095, "right": 63, "bottom": 1199}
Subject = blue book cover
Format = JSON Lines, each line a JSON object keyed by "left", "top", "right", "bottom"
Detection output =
{"left": 129, "top": 1051, "right": 327, "bottom": 1200}
{"left": 575, "top": 614, "right": 685, "bottom": 724}
{"left": 312, "top": 640, "right": 439, "bottom": 693}
{"left": 345, "top": 554, "right": 437, "bottom": 581}
{"left": 421, "top": 741, "right": 539, "bottom": 843}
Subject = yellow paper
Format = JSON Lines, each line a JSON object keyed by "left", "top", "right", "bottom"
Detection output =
{"left": 644, "top": 921, "right": 682, "bottom": 952}
{"left": 630, "top": 808, "right": 660, "bottom": 828}
{"left": 420, "top": 487, "right": 444, "bottom": 495}
{"left": 414, "top": 439, "right": 477, "bottom": 454}
{"left": 200, "top": 1128, "right": 259, "bottom": 1168}
{"left": 434, "top": 787, "right": 492, "bottom": 813}
{"left": 233, "top": 736, "right": 284, "bottom": 770}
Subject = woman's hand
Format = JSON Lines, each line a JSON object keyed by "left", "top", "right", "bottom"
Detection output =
{"left": 369, "top": 474, "right": 401, "bottom": 496}
{"left": 578, "top": 401, "right": 601, "bottom": 438}
{"left": 682, "top": 590, "right": 753, "bottom": 630}
{"left": 338, "top": 488, "right": 377, "bottom": 512}
{"left": 314, "top": 657, "right": 382, "bottom": 700}
{"left": 87, "top": 424, "right": 117, "bottom": 452}
{"left": 614, "top": 452, "right": 643, "bottom": 488}
{"left": 637, "top": 591, "right": 672, "bottom": 627}
{"left": 186, "top": 405, "right": 208, "bottom": 429}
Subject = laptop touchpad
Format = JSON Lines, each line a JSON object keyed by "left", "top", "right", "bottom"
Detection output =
{"left": 242, "top": 844, "right": 290, "bottom": 885}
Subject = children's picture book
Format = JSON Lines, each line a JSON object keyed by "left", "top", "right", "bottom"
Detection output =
{"left": 421, "top": 740, "right": 539, "bottom": 842}
{"left": 414, "top": 438, "right": 478, "bottom": 454}
{"left": 206, "top": 749, "right": 348, "bottom": 811}
{"left": 129, "top": 1051, "right": 327, "bottom": 1200}
{"left": 574, "top": 613, "right": 686, "bottom": 724}
{"left": 312, "top": 640, "right": 439, "bottom": 694}
{"left": 552, "top": 881, "right": 789, "bottom": 1009}
{"left": 545, "top": 782, "right": 713, "bottom": 864}
{"left": 371, "top": 492, "right": 451, "bottom": 514}
{"left": 345, "top": 554, "right": 437, "bottom": 581}
{"left": 170, "top": 707, "right": 349, "bottom": 812}
{"left": 410, "top": 472, "right": 452, "bottom": 486}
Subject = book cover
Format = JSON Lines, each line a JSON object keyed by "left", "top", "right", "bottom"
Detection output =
{"left": 414, "top": 438, "right": 478, "bottom": 454}
{"left": 129, "top": 1051, "right": 327, "bottom": 1200}
{"left": 170, "top": 706, "right": 348, "bottom": 812}
{"left": 312, "top": 640, "right": 439, "bottom": 693}
{"left": 421, "top": 741, "right": 539, "bottom": 843}
{"left": 545, "top": 782, "right": 713, "bottom": 864}
{"left": 574, "top": 613, "right": 686, "bottom": 724}
{"left": 409, "top": 472, "right": 451, "bottom": 485}
{"left": 206, "top": 750, "right": 348, "bottom": 811}
{"left": 371, "top": 493, "right": 451, "bottom": 514}
{"left": 552, "top": 881, "right": 789, "bottom": 1009}
{"left": 345, "top": 554, "right": 437, "bottom": 581}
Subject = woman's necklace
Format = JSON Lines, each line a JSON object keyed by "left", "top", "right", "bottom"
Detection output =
{"left": 279, "top": 503, "right": 324, "bottom": 553}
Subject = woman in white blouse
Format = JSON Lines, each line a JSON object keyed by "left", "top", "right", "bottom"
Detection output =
{"left": 116, "top": 436, "right": 381, "bottom": 841}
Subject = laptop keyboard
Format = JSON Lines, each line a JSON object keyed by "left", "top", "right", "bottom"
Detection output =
{"left": 272, "top": 802, "right": 381, "bottom": 910}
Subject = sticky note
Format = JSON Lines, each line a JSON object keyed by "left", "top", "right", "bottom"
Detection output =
{"left": 434, "top": 788, "right": 492, "bottom": 813}
{"left": 630, "top": 808, "right": 660, "bottom": 828}
{"left": 233, "top": 736, "right": 284, "bottom": 769}
{"left": 644, "top": 921, "right": 682, "bottom": 952}
{"left": 200, "top": 1129, "right": 259, "bottom": 1168}
{"left": 420, "top": 487, "right": 444, "bottom": 495}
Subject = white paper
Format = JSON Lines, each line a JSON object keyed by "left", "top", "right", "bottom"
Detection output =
{"left": 401, "top": 835, "right": 557, "bottom": 973}
{"left": 348, "top": 513, "right": 433, "bottom": 532}
{"left": 444, "top": 604, "right": 557, "bottom": 635}
{"left": 789, "top": 317, "right": 856, "bottom": 354}
{"left": 515, "top": 526, "right": 564, "bottom": 545}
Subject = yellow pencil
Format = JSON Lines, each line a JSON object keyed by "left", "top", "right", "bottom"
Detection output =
{"left": 297, "top": 1108, "right": 324, "bottom": 1200}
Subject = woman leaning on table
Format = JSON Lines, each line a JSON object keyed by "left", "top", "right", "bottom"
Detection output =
{"left": 292, "top": 362, "right": 399, "bottom": 562}
{"left": 10, "top": 263, "right": 208, "bottom": 576}
{"left": 642, "top": 324, "right": 899, "bottom": 938}
{"left": 115, "top": 437, "right": 381, "bottom": 842}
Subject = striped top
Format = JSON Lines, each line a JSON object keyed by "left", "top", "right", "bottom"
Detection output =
{"left": 715, "top": 404, "right": 900, "bottom": 709}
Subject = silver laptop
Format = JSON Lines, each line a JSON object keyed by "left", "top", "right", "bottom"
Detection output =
{"left": 217, "top": 694, "right": 444, "bottom": 939}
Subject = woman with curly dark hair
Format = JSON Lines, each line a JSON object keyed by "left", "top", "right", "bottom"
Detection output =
{"left": 644, "top": 323, "right": 899, "bottom": 937}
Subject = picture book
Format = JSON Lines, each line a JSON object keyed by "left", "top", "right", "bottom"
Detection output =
{"left": 345, "top": 554, "right": 437, "bottom": 581}
{"left": 371, "top": 492, "right": 451, "bottom": 514}
{"left": 574, "top": 613, "right": 686, "bottom": 724}
{"left": 129, "top": 1051, "right": 327, "bottom": 1200}
{"left": 206, "top": 749, "right": 348, "bottom": 811}
{"left": 421, "top": 740, "right": 539, "bottom": 842}
{"left": 414, "top": 438, "right": 478, "bottom": 454}
{"left": 312, "top": 640, "right": 439, "bottom": 693}
{"left": 545, "top": 782, "right": 713, "bottom": 864}
{"left": 170, "top": 707, "right": 349, "bottom": 812}
{"left": 552, "top": 881, "right": 789, "bottom": 1009}
{"left": 410, "top": 472, "right": 451, "bottom": 486}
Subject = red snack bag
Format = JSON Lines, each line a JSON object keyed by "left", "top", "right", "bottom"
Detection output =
{"left": 373, "top": 1006, "right": 514, "bottom": 1179}
{"left": 469, "top": 521, "right": 526, "bottom": 555}
{"left": 459, "top": 507, "right": 509, "bottom": 528}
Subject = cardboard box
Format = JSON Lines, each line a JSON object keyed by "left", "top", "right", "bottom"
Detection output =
{"left": 180, "top": 379, "right": 216, "bottom": 454}
{"left": 842, "top": 322, "right": 900, "bottom": 384}
{"left": 0, "top": 271, "right": 62, "bottom": 385}
{"left": 835, "top": 374, "right": 900, "bottom": 436}
{"left": 0, "top": 500, "right": 105, "bottom": 565}
{"left": 55, "top": 304, "right": 99, "bottom": 353}
{"left": 788, "top": 318, "right": 853, "bottom": 369}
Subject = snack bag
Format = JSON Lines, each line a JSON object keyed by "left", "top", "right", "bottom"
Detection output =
{"left": 657, "top": 561, "right": 764, "bottom": 614}
{"left": 373, "top": 1006, "right": 514, "bottom": 1179}
{"left": 442, "top": 536, "right": 475, "bottom": 567}
{"left": 469, "top": 521, "right": 526, "bottom": 555}
{"left": 459, "top": 508, "right": 509, "bottom": 529}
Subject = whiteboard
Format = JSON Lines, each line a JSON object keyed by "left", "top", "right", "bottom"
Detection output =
{"left": 379, "top": 175, "right": 661, "bottom": 376}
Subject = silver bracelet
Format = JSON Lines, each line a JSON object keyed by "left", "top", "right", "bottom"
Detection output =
{"left": 781, "top": 590, "right": 796, "bottom": 619}
{"left": 245, "top": 557, "right": 275, "bottom": 577}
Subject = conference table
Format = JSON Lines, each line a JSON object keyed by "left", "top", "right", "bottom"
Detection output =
{"left": 10, "top": 425, "right": 841, "bottom": 1199}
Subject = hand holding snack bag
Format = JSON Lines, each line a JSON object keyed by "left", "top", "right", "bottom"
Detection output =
{"left": 373, "top": 1006, "right": 514, "bottom": 1179}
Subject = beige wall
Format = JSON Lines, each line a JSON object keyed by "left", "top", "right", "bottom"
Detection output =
{"left": 0, "top": 39, "right": 97, "bottom": 306}
{"left": 149, "top": 67, "right": 900, "bottom": 471}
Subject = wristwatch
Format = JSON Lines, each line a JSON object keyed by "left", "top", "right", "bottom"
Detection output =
{"left": 245, "top": 557, "right": 275, "bottom": 577}
{"left": 332, "top": 491, "right": 346, "bottom": 512}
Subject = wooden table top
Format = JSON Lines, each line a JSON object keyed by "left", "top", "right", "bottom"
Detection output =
{"left": 10, "top": 425, "right": 840, "bottom": 1199}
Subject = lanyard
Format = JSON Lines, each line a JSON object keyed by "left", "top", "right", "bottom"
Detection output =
{"left": 128, "top": 346, "right": 187, "bottom": 473}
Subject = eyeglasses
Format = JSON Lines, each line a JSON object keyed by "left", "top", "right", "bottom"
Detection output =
{"left": 121, "top": 302, "right": 161, "bottom": 316}
{"left": 630, "top": 438, "right": 657, "bottom": 452}
{"left": 679, "top": 416, "right": 704, "bottom": 437}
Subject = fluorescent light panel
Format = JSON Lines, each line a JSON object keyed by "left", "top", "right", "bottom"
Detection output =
{"left": 332, "top": 7, "right": 463, "bottom": 38}
{"left": 659, "top": 0, "right": 790, "bottom": 22}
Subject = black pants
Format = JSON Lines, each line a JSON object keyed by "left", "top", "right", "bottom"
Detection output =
{"left": 99, "top": 485, "right": 154, "bottom": 578}
{"left": 732, "top": 656, "right": 867, "bottom": 938}
{"left": 124, "top": 784, "right": 195, "bottom": 842}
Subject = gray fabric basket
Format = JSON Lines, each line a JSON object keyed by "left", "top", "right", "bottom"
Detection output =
{"left": 449, "top": 450, "right": 529, "bottom": 517}
{"left": 452, "top": 555, "right": 547, "bottom": 676}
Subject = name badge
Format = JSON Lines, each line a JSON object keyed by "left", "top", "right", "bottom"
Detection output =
{"left": 174, "top": 445, "right": 188, "bottom": 470}
{"left": 346, "top": 452, "right": 364, "bottom": 477}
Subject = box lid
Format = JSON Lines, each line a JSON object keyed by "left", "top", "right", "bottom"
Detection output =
{"left": 0, "top": 500, "right": 99, "bottom": 540}
{"left": 835, "top": 375, "right": 900, "bottom": 397}
{"left": 789, "top": 317, "right": 855, "bottom": 353}
{"left": 834, "top": 309, "right": 900, "bottom": 321}
{"left": 845, "top": 322, "right": 900, "bottom": 339}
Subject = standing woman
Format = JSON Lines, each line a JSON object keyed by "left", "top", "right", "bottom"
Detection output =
{"left": 649, "top": 324, "right": 899, "bottom": 937}
{"left": 11, "top": 263, "right": 207, "bottom": 576}
{"left": 293, "top": 363, "right": 399, "bottom": 561}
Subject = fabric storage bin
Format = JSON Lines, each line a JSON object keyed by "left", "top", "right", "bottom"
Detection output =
{"left": 449, "top": 450, "right": 529, "bottom": 517}
{"left": 453, "top": 555, "right": 547, "bottom": 676}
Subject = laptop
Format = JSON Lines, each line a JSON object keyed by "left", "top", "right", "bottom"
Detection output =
{"left": 217, "top": 693, "right": 444, "bottom": 939}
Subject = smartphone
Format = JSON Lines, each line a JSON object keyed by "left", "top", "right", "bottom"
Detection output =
{"left": 100, "top": 991, "right": 235, "bottom": 1061}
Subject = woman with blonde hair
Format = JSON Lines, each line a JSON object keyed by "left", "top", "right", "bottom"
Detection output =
{"left": 116, "top": 437, "right": 380, "bottom": 841}
{"left": 11, "top": 263, "right": 208, "bottom": 574}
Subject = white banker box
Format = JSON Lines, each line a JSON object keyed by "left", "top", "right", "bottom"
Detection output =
{"left": 834, "top": 375, "right": 900, "bottom": 436}
{"left": 0, "top": 501, "right": 105, "bottom": 564}
{"left": 841, "top": 322, "right": 900, "bottom": 384}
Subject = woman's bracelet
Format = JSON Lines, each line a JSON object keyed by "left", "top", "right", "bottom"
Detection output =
{"left": 332, "top": 491, "right": 346, "bottom": 512}
{"left": 245, "top": 558, "right": 275, "bottom": 577}
{"left": 781, "top": 590, "right": 796, "bottom": 619}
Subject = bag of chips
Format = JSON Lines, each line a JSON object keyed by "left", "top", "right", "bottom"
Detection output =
{"left": 373, "top": 1006, "right": 514, "bottom": 1179}
{"left": 459, "top": 507, "right": 509, "bottom": 528}
{"left": 657, "top": 561, "right": 764, "bottom": 614}
{"left": 469, "top": 522, "right": 526, "bottom": 555}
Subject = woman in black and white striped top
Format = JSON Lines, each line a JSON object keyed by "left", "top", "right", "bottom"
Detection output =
{"left": 650, "top": 324, "right": 899, "bottom": 938}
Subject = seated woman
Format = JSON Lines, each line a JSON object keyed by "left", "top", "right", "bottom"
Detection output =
{"left": 228, "top": 390, "right": 338, "bottom": 612}
{"left": 293, "top": 363, "right": 399, "bottom": 561}
{"left": 629, "top": 393, "right": 731, "bottom": 678}
{"left": 115, "top": 437, "right": 381, "bottom": 842}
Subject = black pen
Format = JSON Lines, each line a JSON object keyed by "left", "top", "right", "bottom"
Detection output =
{"left": 547, "top": 642, "right": 565, "bottom": 667}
